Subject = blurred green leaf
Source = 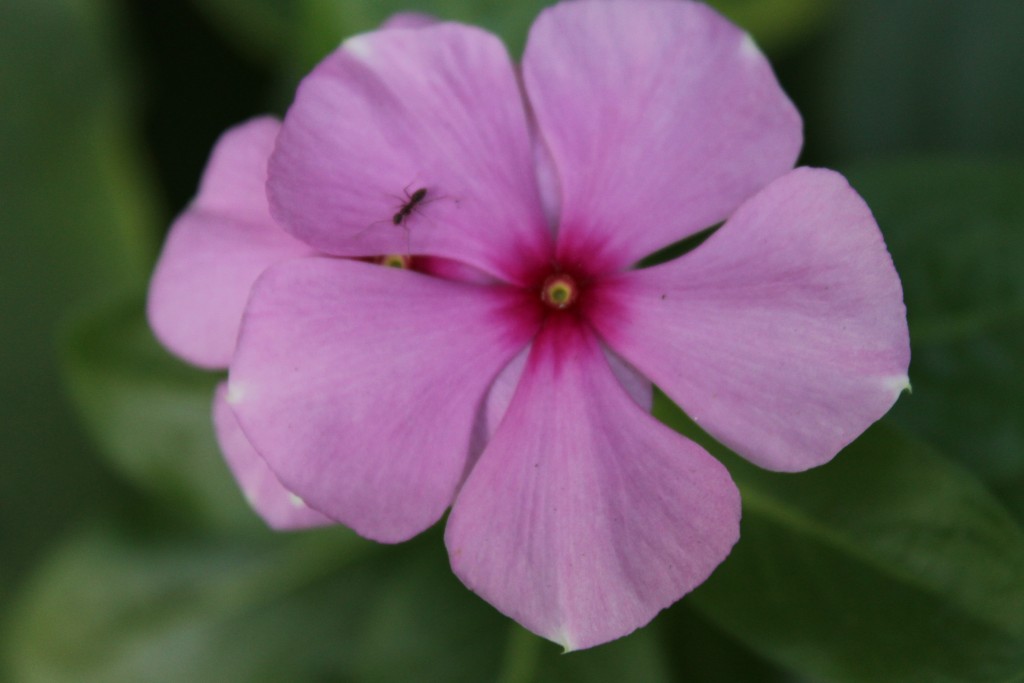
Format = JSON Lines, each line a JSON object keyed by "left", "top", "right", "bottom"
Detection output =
{"left": 3, "top": 525, "right": 380, "bottom": 683}
{"left": 528, "top": 628, "right": 672, "bottom": 683}
{"left": 0, "top": 0, "right": 159, "bottom": 595}
{"left": 656, "top": 605, "right": 794, "bottom": 683}
{"left": 349, "top": 531, "right": 509, "bottom": 682}
{"left": 0, "top": 0, "right": 156, "bottom": 316}
{"left": 195, "top": 0, "right": 831, "bottom": 88}
{"left": 190, "top": 0, "right": 550, "bottom": 82}
{"left": 188, "top": 0, "right": 293, "bottom": 64}
{"left": 5, "top": 518, "right": 690, "bottom": 683}
{"left": 289, "top": 0, "right": 549, "bottom": 77}
{"left": 707, "top": 0, "right": 835, "bottom": 52}
{"left": 656, "top": 397, "right": 1024, "bottom": 683}
{"left": 812, "top": 0, "right": 1024, "bottom": 161}
{"left": 846, "top": 159, "right": 1024, "bottom": 521}
{"left": 62, "top": 296, "right": 261, "bottom": 531}
{"left": 492, "top": 621, "right": 674, "bottom": 683}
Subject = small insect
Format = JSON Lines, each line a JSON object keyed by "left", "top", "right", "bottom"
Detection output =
{"left": 392, "top": 187, "right": 428, "bottom": 226}
{"left": 356, "top": 184, "right": 448, "bottom": 256}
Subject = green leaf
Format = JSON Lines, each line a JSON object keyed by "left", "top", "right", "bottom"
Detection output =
{"left": 196, "top": 0, "right": 835, "bottom": 77}
{"left": 330, "top": 525, "right": 674, "bottom": 683}
{"left": 63, "top": 296, "right": 257, "bottom": 531}
{"left": 4, "top": 523, "right": 532, "bottom": 683}
{"left": 189, "top": 0, "right": 294, "bottom": 64}
{"left": 490, "top": 622, "right": 674, "bottom": 683}
{"left": 707, "top": 0, "right": 836, "bottom": 52}
{"left": 0, "top": 0, "right": 160, "bottom": 594}
{"left": 3, "top": 525, "right": 380, "bottom": 683}
{"left": 1, "top": 0, "right": 157, "bottom": 307}
{"left": 191, "top": 0, "right": 552, "bottom": 83}
{"left": 3, "top": 518, "right": 800, "bottom": 683}
{"left": 348, "top": 531, "right": 510, "bottom": 682}
{"left": 846, "top": 159, "right": 1024, "bottom": 521}
{"left": 288, "top": 0, "right": 549, "bottom": 75}
{"left": 656, "top": 605, "right": 794, "bottom": 683}
{"left": 657, "top": 397, "right": 1024, "bottom": 683}
{"left": 812, "top": 0, "right": 1024, "bottom": 161}
{"left": 531, "top": 628, "right": 673, "bottom": 683}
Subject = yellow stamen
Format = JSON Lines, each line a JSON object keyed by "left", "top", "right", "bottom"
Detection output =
{"left": 380, "top": 254, "right": 412, "bottom": 269}
{"left": 541, "top": 273, "right": 579, "bottom": 310}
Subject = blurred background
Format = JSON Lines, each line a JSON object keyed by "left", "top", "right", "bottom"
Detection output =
{"left": 2, "top": 0, "right": 1022, "bottom": 681}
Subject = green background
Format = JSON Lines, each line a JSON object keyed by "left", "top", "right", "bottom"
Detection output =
{"left": 2, "top": 0, "right": 1022, "bottom": 680}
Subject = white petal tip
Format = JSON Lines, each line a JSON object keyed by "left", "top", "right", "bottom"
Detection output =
{"left": 882, "top": 374, "right": 912, "bottom": 398}
{"left": 226, "top": 383, "right": 246, "bottom": 405}
{"left": 739, "top": 33, "right": 762, "bottom": 62}
{"left": 552, "top": 626, "right": 576, "bottom": 653}
{"left": 287, "top": 492, "right": 307, "bottom": 509}
{"left": 344, "top": 35, "right": 374, "bottom": 61}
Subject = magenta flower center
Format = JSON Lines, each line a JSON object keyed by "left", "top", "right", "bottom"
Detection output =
{"left": 540, "top": 272, "right": 580, "bottom": 310}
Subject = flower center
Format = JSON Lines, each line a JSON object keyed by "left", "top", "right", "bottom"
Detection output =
{"left": 378, "top": 254, "right": 412, "bottom": 269}
{"left": 541, "top": 273, "right": 579, "bottom": 310}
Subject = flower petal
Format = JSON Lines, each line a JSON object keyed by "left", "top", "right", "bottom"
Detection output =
{"left": 588, "top": 168, "right": 911, "bottom": 472}
{"left": 523, "top": 0, "right": 802, "bottom": 270}
{"left": 475, "top": 346, "right": 652, "bottom": 472}
{"left": 191, "top": 116, "right": 279, "bottom": 225}
{"left": 605, "top": 347, "right": 653, "bottom": 412}
{"left": 229, "top": 258, "right": 539, "bottom": 543}
{"left": 212, "top": 383, "right": 333, "bottom": 530}
{"left": 446, "top": 318, "right": 740, "bottom": 651}
{"left": 268, "top": 24, "right": 551, "bottom": 284}
{"left": 147, "top": 117, "right": 311, "bottom": 368}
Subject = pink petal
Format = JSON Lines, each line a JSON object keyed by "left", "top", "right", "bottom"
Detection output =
{"left": 481, "top": 346, "right": 529, "bottom": 440}
{"left": 147, "top": 117, "right": 312, "bottom": 368}
{"left": 192, "top": 116, "right": 279, "bottom": 224}
{"left": 477, "top": 346, "right": 652, "bottom": 453}
{"left": 228, "top": 258, "right": 540, "bottom": 543}
{"left": 415, "top": 256, "right": 498, "bottom": 285}
{"left": 462, "top": 345, "right": 531, "bottom": 488}
{"left": 268, "top": 24, "right": 552, "bottom": 285}
{"left": 588, "top": 168, "right": 911, "bottom": 472}
{"left": 446, "top": 318, "right": 741, "bottom": 651}
{"left": 212, "top": 383, "right": 333, "bottom": 530}
{"left": 522, "top": 0, "right": 802, "bottom": 271}
{"left": 605, "top": 348, "right": 653, "bottom": 412}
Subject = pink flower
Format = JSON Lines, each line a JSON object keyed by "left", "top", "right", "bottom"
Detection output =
{"left": 149, "top": 0, "right": 910, "bottom": 651}
{"left": 148, "top": 117, "right": 337, "bottom": 530}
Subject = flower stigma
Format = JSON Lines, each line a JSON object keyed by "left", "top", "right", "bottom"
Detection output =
{"left": 541, "top": 272, "right": 579, "bottom": 310}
